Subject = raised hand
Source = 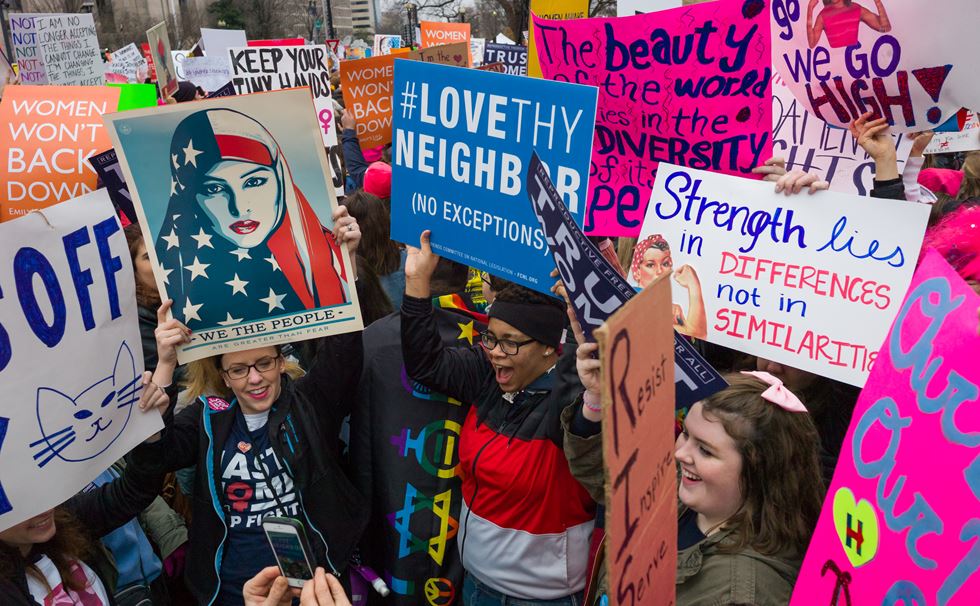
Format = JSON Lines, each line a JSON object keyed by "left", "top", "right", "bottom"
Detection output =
{"left": 154, "top": 300, "right": 191, "bottom": 367}
{"left": 774, "top": 169, "right": 830, "bottom": 196}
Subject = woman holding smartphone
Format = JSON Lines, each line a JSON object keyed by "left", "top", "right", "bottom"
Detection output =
{"left": 132, "top": 207, "right": 367, "bottom": 606}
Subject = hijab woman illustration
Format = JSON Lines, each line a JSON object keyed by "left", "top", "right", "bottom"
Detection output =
{"left": 156, "top": 108, "right": 350, "bottom": 328}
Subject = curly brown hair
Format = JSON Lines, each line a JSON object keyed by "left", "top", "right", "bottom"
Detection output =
{"left": 0, "top": 508, "right": 93, "bottom": 593}
{"left": 341, "top": 191, "right": 401, "bottom": 276}
{"left": 700, "top": 373, "right": 825, "bottom": 556}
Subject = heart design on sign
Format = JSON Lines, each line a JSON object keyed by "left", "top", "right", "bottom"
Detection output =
{"left": 832, "top": 487, "right": 879, "bottom": 568}
{"left": 453, "top": 54, "right": 463, "bottom": 64}
{"left": 237, "top": 441, "right": 251, "bottom": 454}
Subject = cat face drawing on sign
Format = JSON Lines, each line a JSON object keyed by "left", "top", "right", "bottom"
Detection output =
{"left": 30, "top": 341, "right": 141, "bottom": 468}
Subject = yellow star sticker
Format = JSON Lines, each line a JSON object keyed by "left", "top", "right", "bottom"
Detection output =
{"left": 457, "top": 320, "right": 475, "bottom": 344}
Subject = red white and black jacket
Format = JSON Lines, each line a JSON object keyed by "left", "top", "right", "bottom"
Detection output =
{"left": 401, "top": 295, "right": 596, "bottom": 600}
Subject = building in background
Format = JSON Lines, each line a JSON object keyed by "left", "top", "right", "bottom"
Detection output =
{"left": 350, "top": 0, "right": 375, "bottom": 35}
{"left": 329, "top": 0, "right": 353, "bottom": 38}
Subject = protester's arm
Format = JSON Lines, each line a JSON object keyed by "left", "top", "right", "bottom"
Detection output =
{"left": 295, "top": 207, "right": 363, "bottom": 418}
{"left": 401, "top": 231, "right": 489, "bottom": 403}
{"left": 65, "top": 454, "right": 166, "bottom": 539}
{"left": 341, "top": 110, "right": 369, "bottom": 189}
{"left": 849, "top": 112, "right": 906, "bottom": 200}
{"left": 902, "top": 132, "right": 938, "bottom": 203}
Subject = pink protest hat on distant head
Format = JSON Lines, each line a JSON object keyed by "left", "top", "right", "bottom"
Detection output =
{"left": 362, "top": 145, "right": 384, "bottom": 163}
{"left": 918, "top": 168, "right": 964, "bottom": 198}
{"left": 364, "top": 162, "right": 392, "bottom": 199}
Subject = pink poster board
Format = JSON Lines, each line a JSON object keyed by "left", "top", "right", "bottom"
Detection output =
{"left": 532, "top": 0, "right": 773, "bottom": 237}
{"left": 791, "top": 250, "right": 980, "bottom": 605}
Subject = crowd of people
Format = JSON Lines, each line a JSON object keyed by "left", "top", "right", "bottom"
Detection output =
{"left": 2, "top": 16, "right": 980, "bottom": 606}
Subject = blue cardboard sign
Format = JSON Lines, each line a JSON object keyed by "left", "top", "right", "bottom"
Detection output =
{"left": 526, "top": 152, "right": 727, "bottom": 411}
{"left": 391, "top": 60, "right": 597, "bottom": 293}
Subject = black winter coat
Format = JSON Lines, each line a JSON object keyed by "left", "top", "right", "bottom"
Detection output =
{"left": 128, "top": 332, "right": 367, "bottom": 605}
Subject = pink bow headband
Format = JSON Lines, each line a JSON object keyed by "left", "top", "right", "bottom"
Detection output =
{"left": 740, "top": 371, "right": 808, "bottom": 413}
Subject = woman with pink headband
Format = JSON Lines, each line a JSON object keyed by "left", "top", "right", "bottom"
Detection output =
{"left": 563, "top": 362, "right": 824, "bottom": 605}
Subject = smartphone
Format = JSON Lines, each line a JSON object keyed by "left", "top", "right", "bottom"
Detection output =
{"left": 262, "top": 517, "right": 315, "bottom": 588}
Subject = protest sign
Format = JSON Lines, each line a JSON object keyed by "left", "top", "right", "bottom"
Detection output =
{"left": 419, "top": 22, "right": 471, "bottom": 64}
{"left": 0, "top": 47, "right": 14, "bottom": 97}
{"left": 527, "top": 0, "right": 588, "bottom": 78}
{"left": 390, "top": 59, "right": 598, "bottom": 293}
{"left": 172, "top": 49, "right": 190, "bottom": 80}
{"left": 925, "top": 109, "right": 980, "bottom": 155}
{"left": 0, "top": 85, "right": 120, "bottom": 222}
{"left": 526, "top": 152, "right": 726, "bottom": 411}
{"left": 373, "top": 34, "right": 402, "bottom": 55}
{"left": 632, "top": 163, "right": 930, "bottom": 386}
{"left": 791, "top": 250, "right": 980, "bottom": 605}
{"left": 103, "top": 89, "right": 363, "bottom": 363}
{"left": 771, "top": 0, "right": 980, "bottom": 132}
{"left": 496, "top": 33, "right": 516, "bottom": 45}
{"left": 617, "top": 0, "right": 679, "bottom": 16}
{"left": 206, "top": 81, "right": 237, "bottom": 98}
{"left": 25, "top": 13, "right": 103, "bottom": 86}
{"left": 109, "top": 83, "right": 159, "bottom": 111}
{"left": 339, "top": 54, "right": 395, "bottom": 149}
{"left": 182, "top": 55, "right": 232, "bottom": 93}
{"left": 773, "top": 75, "right": 913, "bottom": 197}
{"left": 479, "top": 63, "right": 507, "bottom": 73}
{"left": 470, "top": 37, "right": 486, "bottom": 67}
{"left": 206, "top": 81, "right": 238, "bottom": 98}
{"left": 595, "top": 270, "right": 677, "bottom": 606}
{"left": 106, "top": 43, "right": 146, "bottom": 83}
{"left": 0, "top": 190, "right": 161, "bottom": 532}
{"left": 89, "top": 149, "right": 137, "bottom": 225}
{"left": 407, "top": 42, "right": 470, "bottom": 67}
{"left": 10, "top": 14, "right": 49, "bottom": 84}
{"left": 534, "top": 2, "right": 773, "bottom": 237}
{"left": 140, "top": 43, "right": 156, "bottom": 81}
{"left": 483, "top": 42, "right": 527, "bottom": 76}
{"left": 228, "top": 45, "right": 337, "bottom": 146}
{"left": 201, "top": 27, "right": 247, "bottom": 59}
{"left": 248, "top": 38, "right": 305, "bottom": 47}
{"left": 146, "top": 22, "right": 178, "bottom": 97}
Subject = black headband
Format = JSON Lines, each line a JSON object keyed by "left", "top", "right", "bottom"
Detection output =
{"left": 489, "top": 301, "right": 565, "bottom": 349}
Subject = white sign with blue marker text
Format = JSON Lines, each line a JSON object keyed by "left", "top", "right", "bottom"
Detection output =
{"left": 631, "top": 164, "right": 930, "bottom": 386}
{"left": 0, "top": 191, "right": 161, "bottom": 532}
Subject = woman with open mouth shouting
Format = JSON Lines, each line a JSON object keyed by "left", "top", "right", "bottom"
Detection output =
{"left": 400, "top": 230, "right": 595, "bottom": 606}
{"left": 131, "top": 210, "right": 368, "bottom": 606}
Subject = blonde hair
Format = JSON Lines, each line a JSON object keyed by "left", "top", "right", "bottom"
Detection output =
{"left": 182, "top": 350, "right": 305, "bottom": 401}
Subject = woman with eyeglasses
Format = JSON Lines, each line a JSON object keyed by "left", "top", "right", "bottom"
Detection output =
{"left": 130, "top": 208, "right": 369, "bottom": 606}
{"left": 400, "top": 231, "right": 596, "bottom": 606}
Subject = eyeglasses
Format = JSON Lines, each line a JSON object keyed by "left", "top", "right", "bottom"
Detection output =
{"left": 480, "top": 331, "right": 534, "bottom": 356}
{"left": 221, "top": 356, "right": 281, "bottom": 380}
{"left": 480, "top": 272, "right": 492, "bottom": 286}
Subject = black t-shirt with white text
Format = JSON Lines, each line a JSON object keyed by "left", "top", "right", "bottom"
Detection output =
{"left": 217, "top": 410, "right": 301, "bottom": 605}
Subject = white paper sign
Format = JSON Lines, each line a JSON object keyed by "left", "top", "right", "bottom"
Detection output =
{"left": 773, "top": 77, "right": 913, "bottom": 197}
{"left": 925, "top": 109, "right": 980, "bottom": 155}
{"left": 470, "top": 37, "right": 486, "bottom": 67}
{"left": 182, "top": 55, "right": 232, "bottom": 92}
{"left": 33, "top": 13, "right": 103, "bottom": 86}
{"left": 172, "top": 49, "right": 190, "bottom": 81}
{"left": 201, "top": 27, "right": 247, "bottom": 60}
{"left": 771, "top": 0, "right": 980, "bottom": 132}
{"left": 631, "top": 164, "right": 930, "bottom": 386}
{"left": 616, "top": 0, "right": 679, "bottom": 17}
{"left": 0, "top": 191, "right": 162, "bottom": 532}
{"left": 228, "top": 45, "right": 338, "bottom": 146}
{"left": 107, "top": 43, "right": 146, "bottom": 82}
